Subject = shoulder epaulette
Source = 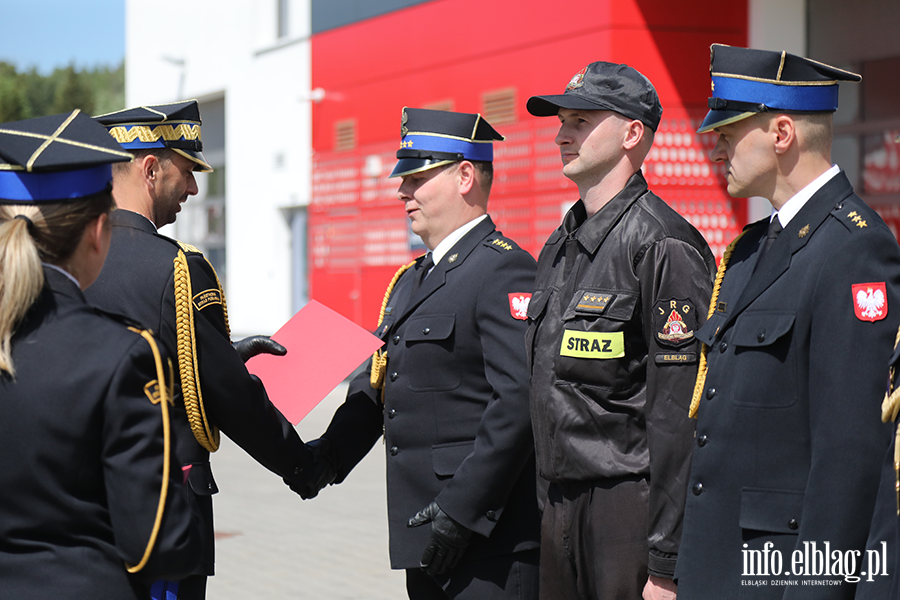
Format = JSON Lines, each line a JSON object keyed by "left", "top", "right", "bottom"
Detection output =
{"left": 176, "top": 240, "right": 203, "bottom": 254}
{"left": 832, "top": 201, "right": 870, "bottom": 232}
{"left": 485, "top": 237, "right": 517, "bottom": 252}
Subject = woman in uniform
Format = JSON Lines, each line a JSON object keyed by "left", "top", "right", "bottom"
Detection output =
{"left": 0, "top": 110, "right": 199, "bottom": 599}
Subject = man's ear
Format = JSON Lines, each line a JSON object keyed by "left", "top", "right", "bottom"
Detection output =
{"left": 623, "top": 119, "right": 645, "bottom": 151}
{"left": 772, "top": 115, "right": 797, "bottom": 155}
{"left": 138, "top": 154, "right": 159, "bottom": 186}
{"left": 456, "top": 161, "right": 476, "bottom": 195}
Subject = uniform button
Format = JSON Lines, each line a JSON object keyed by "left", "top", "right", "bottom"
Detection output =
{"left": 757, "top": 331, "right": 766, "bottom": 343}
{"left": 692, "top": 483, "right": 704, "bottom": 496}
{"left": 423, "top": 327, "right": 431, "bottom": 335}
{"left": 294, "top": 466, "right": 302, "bottom": 474}
{"left": 388, "top": 409, "right": 396, "bottom": 419}
{"left": 788, "top": 519, "right": 799, "bottom": 530}
{"left": 706, "top": 387, "right": 716, "bottom": 400}
{"left": 392, "top": 335, "right": 400, "bottom": 345}
{"left": 390, "top": 372, "right": 398, "bottom": 382}
{"left": 208, "top": 483, "right": 214, "bottom": 491}
{"left": 486, "top": 510, "right": 497, "bottom": 522}
{"left": 697, "top": 435, "right": 708, "bottom": 447}
{"left": 719, "top": 342, "right": 728, "bottom": 353}
{"left": 389, "top": 446, "right": 398, "bottom": 456}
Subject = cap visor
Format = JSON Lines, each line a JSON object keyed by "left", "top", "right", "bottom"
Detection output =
{"left": 173, "top": 148, "right": 213, "bottom": 173}
{"left": 389, "top": 158, "right": 454, "bottom": 178}
{"left": 526, "top": 94, "right": 617, "bottom": 117}
{"left": 697, "top": 109, "right": 756, "bottom": 134}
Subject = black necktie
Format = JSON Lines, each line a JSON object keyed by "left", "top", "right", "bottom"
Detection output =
{"left": 412, "top": 253, "right": 434, "bottom": 294}
{"left": 760, "top": 217, "right": 783, "bottom": 257}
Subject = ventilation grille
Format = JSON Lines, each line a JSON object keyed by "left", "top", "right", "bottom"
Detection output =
{"left": 422, "top": 100, "right": 454, "bottom": 112}
{"left": 334, "top": 119, "right": 357, "bottom": 152}
{"left": 481, "top": 88, "right": 517, "bottom": 125}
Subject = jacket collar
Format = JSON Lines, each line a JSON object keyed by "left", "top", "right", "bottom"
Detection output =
{"left": 550, "top": 171, "right": 650, "bottom": 254}
{"left": 722, "top": 171, "right": 855, "bottom": 330}
{"left": 111, "top": 208, "right": 157, "bottom": 233}
{"left": 395, "top": 215, "right": 497, "bottom": 322}
{"left": 43, "top": 264, "right": 85, "bottom": 302}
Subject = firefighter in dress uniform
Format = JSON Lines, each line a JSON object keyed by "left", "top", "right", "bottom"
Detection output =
{"left": 0, "top": 110, "right": 200, "bottom": 599}
{"left": 294, "top": 108, "right": 541, "bottom": 600}
{"left": 86, "top": 100, "right": 313, "bottom": 600}
{"left": 856, "top": 132, "right": 900, "bottom": 599}
{"left": 676, "top": 45, "right": 900, "bottom": 599}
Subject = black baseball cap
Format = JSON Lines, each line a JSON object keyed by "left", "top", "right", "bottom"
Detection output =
{"left": 527, "top": 61, "right": 663, "bottom": 131}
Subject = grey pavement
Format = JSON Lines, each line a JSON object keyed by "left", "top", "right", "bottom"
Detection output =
{"left": 205, "top": 381, "right": 407, "bottom": 599}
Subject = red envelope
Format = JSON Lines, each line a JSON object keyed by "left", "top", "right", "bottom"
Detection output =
{"left": 247, "top": 300, "right": 383, "bottom": 424}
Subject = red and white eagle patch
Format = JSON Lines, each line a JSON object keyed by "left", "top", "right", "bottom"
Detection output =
{"left": 509, "top": 293, "right": 532, "bottom": 320}
{"left": 852, "top": 282, "right": 887, "bottom": 322}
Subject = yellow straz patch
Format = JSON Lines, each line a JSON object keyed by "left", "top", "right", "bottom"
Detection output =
{"left": 193, "top": 289, "right": 222, "bottom": 311}
{"left": 560, "top": 331, "right": 624, "bottom": 359}
{"left": 144, "top": 379, "right": 172, "bottom": 405}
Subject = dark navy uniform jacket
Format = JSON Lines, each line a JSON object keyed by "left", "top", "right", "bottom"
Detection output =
{"left": 321, "top": 216, "right": 541, "bottom": 570}
{"left": 0, "top": 267, "right": 199, "bottom": 599}
{"left": 677, "top": 172, "right": 900, "bottom": 598}
{"left": 86, "top": 209, "right": 309, "bottom": 578}
{"left": 856, "top": 343, "right": 900, "bottom": 599}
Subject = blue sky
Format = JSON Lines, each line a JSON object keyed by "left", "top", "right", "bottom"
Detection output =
{"left": 0, "top": 0, "right": 124, "bottom": 73}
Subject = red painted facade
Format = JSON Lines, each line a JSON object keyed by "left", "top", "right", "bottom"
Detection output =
{"left": 310, "top": 0, "right": 747, "bottom": 330}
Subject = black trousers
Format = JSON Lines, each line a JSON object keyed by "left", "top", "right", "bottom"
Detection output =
{"left": 405, "top": 548, "right": 539, "bottom": 600}
{"left": 540, "top": 477, "right": 649, "bottom": 600}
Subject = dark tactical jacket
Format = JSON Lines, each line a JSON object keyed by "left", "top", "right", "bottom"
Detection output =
{"left": 527, "top": 172, "right": 715, "bottom": 577}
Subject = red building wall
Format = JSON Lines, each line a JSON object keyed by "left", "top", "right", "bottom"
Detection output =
{"left": 310, "top": 0, "right": 747, "bottom": 330}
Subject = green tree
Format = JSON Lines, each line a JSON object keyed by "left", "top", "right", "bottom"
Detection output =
{"left": 52, "top": 64, "right": 95, "bottom": 115}
{"left": 0, "top": 62, "right": 29, "bottom": 122}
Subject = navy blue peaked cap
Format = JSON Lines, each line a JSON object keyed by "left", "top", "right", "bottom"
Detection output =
{"left": 698, "top": 44, "right": 861, "bottom": 133}
{"left": 94, "top": 99, "right": 213, "bottom": 173}
{"left": 0, "top": 109, "right": 132, "bottom": 203}
{"left": 390, "top": 108, "right": 504, "bottom": 178}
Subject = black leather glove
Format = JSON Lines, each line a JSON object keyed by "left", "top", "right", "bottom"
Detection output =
{"left": 232, "top": 335, "right": 286, "bottom": 363}
{"left": 284, "top": 438, "right": 339, "bottom": 500}
{"left": 407, "top": 501, "right": 473, "bottom": 576}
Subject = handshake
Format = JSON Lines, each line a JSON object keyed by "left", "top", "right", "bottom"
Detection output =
{"left": 284, "top": 438, "right": 473, "bottom": 576}
{"left": 284, "top": 437, "right": 340, "bottom": 499}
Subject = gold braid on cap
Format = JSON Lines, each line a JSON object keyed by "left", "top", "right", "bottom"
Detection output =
{"left": 124, "top": 328, "right": 173, "bottom": 574}
{"left": 370, "top": 261, "right": 416, "bottom": 393}
{"left": 689, "top": 231, "right": 746, "bottom": 419}
{"left": 173, "top": 246, "right": 222, "bottom": 452}
{"left": 882, "top": 325, "right": 900, "bottom": 514}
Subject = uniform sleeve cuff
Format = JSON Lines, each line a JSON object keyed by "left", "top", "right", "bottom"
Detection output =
{"left": 648, "top": 551, "right": 677, "bottom": 579}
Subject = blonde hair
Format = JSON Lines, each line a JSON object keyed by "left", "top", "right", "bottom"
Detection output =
{"left": 0, "top": 194, "right": 114, "bottom": 375}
